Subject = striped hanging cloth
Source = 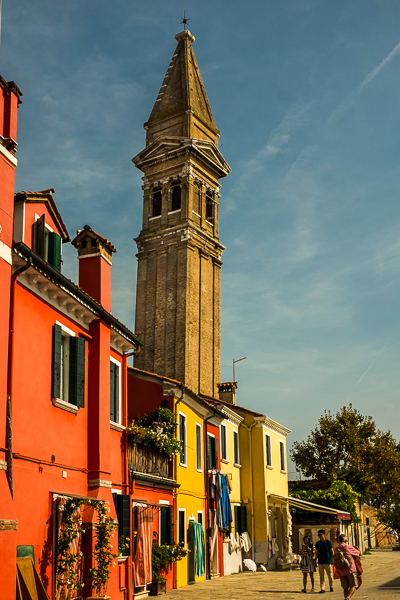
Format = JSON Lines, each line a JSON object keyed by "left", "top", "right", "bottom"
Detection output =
{"left": 134, "top": 506, "right": 154, "bottom": 587}
{"left": 191, "top": 522, "right": 205, "bottom": 577}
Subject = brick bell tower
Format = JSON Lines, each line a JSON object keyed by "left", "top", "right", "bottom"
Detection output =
{"left": 132, "top": 29, "right": 230, "bottom": 397}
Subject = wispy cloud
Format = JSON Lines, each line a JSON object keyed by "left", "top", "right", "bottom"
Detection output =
{"left": 330, "top": 39, "right": 400, "bottom": 122}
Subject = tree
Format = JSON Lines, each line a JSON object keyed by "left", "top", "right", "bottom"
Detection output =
{"left": 377, "top": 503, "right": 400, "bottom": 546}
{"left": 291, "top": 405, "right": 400, "bottom": 508}
{"left": 290, "top": 477, "right": 361, "bottom": 523}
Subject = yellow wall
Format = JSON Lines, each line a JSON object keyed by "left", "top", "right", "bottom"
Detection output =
{"left": 173, "top": 396, "right": 207, "bottom": 588}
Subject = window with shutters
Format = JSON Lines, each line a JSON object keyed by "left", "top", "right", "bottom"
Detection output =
{"left": 206, "top": 434, "right": 218, "bottom": 470}
{"left": 234, "top": 505, "right": 247, "bottom": 535}
{"left": 110, "top": 357, "right": 121, "bottom": 426}
{"left": 220, "top": 423, "right": 227, "bottom": 461}
{"left": 159, "top": 503, "right": 172, "bottom": 545}
{"left": 265, "top": 434, "right": 272, "bottom": 467}
{"left": 233, "top": 430, "right": 240, "bottom": 466}
{"left": 113, "top": 494, "right": 131, "bottom": 547}
{"left": 196, "top": 423, "right": 202, "bottom": 471}
{"left": 33, "top": 214, "right": 62, "bottom": 272}
{"left": 52, "top": 323, "right": 85, "bottom": 412}
{"left": 179, "top": 412, "right": 187, "bottom": 466}
{"left": 280, "top": 441, "right": 286, "bottom": 472}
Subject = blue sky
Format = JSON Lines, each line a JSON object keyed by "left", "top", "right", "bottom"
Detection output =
{"left": 2, "top": 1, "right": 400, "bottom": 476}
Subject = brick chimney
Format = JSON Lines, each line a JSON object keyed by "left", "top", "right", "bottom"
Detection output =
{"left": 217, "top": 382, "right": 237, "bottom": 405}
{"left": 71, "top": 225, "right": 116, "bottom": 312}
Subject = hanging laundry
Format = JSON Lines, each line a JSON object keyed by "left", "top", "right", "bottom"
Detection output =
{"left": 240, "top": 531, "right": 252, "bottom": 553}
{"left": 190, "top": 521, "right": 205, "bottom": 577}
{"left": 220, "top": 474, "right": 233, "bottom": 530}
{"left": 229, "top": 532, "right": 239, "bottom": 551}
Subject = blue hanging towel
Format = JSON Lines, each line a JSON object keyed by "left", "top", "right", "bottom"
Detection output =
{"left": 220, "top": 474, "right": 233, "bottom": 529}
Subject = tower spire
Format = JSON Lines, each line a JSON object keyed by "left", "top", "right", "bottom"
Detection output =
{"left": 132, "top": 31, "right": 230, "bottom": 397}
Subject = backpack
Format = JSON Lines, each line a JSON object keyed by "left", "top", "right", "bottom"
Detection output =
{"left": 333, "top": 548, "right": 350, "bottom": 570}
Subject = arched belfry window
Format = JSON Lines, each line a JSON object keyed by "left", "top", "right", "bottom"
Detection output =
{"left": 171, "top": 181, "right": 181, "bottom": 212}
{"left": 206, "top": 192, "right": 214, "bottom": 223}
{"left": 152, "top": 188, "right": 162, "bottom": 217}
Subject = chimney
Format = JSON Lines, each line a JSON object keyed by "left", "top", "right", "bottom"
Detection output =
{"left": 217, "top": 382, "right": 237, "bottom": 405}
{"left": 71, "top": 225, "right": 116, "bottom": 312}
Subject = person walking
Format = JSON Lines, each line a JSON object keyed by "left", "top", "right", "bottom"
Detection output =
{"left": 315, "top": 529, "right": 334, "bottom": 593}
{"left": 301, "top": 535, "right": 316, "bottom": 593}
{"left": 333, "top": 534, "right": 361, "bottom": 600}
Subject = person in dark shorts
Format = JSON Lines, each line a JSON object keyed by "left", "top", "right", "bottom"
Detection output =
{"left": 334, "top": 534, "right": 361, "bottom": 599}
{"left": 315, "top": 529, "right": 334, "bottom": 593}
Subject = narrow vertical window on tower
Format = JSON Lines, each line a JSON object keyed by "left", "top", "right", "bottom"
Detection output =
{"left": 205, "top": 192, "right": 214, "bottom": 223}
{"left": 171, "top": 181, "right": 181, "bottom": 211}
{"left": 193, "top": 184, "right": 201, "bottom": 216}
{"left": 152, "top": 188, "right": 162, "bottom": 217}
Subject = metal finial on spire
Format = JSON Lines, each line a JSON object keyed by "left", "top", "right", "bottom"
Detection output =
{"left": 180, "top": 11, "right": 189, "bottom": 31}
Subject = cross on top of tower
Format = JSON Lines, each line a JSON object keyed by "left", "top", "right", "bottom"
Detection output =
{"left": 180, "top": 11, "right": 189, "bottom": 30}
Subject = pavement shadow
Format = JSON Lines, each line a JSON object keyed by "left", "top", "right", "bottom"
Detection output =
{"left": 257, "top": 592, "right": 303, "bottom": 594}
{"left": 379, "top": 575, "right": 400, "bottom": 588}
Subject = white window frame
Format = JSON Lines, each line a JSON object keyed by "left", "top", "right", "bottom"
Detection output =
{"left": 220, "top": 423, "right": 228, "bottom": 462}
{"left": 178, "top": 508, "right": 186, "bottom": 547}
{"left": 265, "top": 433, "right": 273, "bottom": 468}
{"left": 233, "top": 429, "right": 240, "bottom": 467}
{"left": 196, "top": 422, "right": 202, "bottom": 472}
{"left": 110, "top": 356, "right": 123, "bottom": 431}
{"left": 279, "top": 440, "right": 286, "bottom": 472}
{"left": 179, "top": 412, "right": 187, "bottom": 467}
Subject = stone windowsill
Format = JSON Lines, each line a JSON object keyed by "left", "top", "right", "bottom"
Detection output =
{"left": 52, "top": 398, "right": 79, "bottom": 414}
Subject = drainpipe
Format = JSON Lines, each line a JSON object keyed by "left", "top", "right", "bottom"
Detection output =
{"left": 122, "top": 349, "right": 140, "bottom": 600}
{"left": 173, "top": 393, "right": 183, "bottom": 590}
{"left": 242, "top": 421, "right": 257, "bottom": 562}
{"left": 7, "top": 257, "right": 31, "bottom": 498}
{"left": 203, "top": 409, "right": 218, "bottom": 579}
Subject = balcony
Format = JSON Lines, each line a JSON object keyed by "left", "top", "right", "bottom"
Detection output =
{"left": 127, "top": 436, "right": 171, "bottom": 479}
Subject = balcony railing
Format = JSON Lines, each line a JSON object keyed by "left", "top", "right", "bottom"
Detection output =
{"left": 127, "top": 436, "right": 170, "bottom": 479}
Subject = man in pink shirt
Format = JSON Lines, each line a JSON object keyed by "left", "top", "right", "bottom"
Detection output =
{"left": 334, "top": 534, "right": 361, "bottom": 599}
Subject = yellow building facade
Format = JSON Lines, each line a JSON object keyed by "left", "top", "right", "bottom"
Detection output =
{"left": 173, "top": 392, "right": 224, "bottom": 587}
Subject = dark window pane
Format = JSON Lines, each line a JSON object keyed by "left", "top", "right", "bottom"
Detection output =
{"left": 152, "top": 190, "right": 162, "bottom": 216}
{"left": 171, "top": 184, "right": 181, "bottom": 211}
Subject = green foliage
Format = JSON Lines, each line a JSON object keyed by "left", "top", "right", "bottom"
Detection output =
{"left": 151, "top": 542, "right": 188, "bottom": 582}
{"left": 89, "top": 502, "right": 118, "bottom": 596}
{"left": 56, "top": 498, "right": 117, "bottom": 599}
{"left": 377, "top": 502, "right": 400, "bottom": 545}
{"left": 118, "top": 535, "right": 130, "bottom": 557}
{"left": 290, "top": 405, "right": 400, "bottom": 508}
{"left": 126, "top": 407, "right": 181, "bottom": 456}
{"left": 290, "top": 477, "right": 361, "bottom": 523}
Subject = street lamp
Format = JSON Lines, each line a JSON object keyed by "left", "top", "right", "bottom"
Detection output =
{"left": 233, "top": 356, "right": 246, "bottom": 382}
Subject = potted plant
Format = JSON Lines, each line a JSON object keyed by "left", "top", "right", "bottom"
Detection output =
{"left": 149, "top": 541, "right": 188, "bottom": 596}
{"left": 118, "top": 535, "right": 130, "bottom": 562}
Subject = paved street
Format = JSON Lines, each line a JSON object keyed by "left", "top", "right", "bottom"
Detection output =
{"left": 165, "top": 549, "right": 400, "bottom": 598}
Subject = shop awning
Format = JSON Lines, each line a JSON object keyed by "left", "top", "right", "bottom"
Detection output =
{"left": 268, "top": 493, "right": 351, "bottom": 520}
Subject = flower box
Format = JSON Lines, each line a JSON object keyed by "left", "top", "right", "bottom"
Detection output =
{"left": 148, "top": 580, "right": 167, "bottom": 596}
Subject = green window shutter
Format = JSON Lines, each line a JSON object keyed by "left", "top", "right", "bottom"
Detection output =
{"left": 47, "top": 232, "right": 61, "bottom": 271}
{"left": 160, "top": 505, "right": 173, "bottom": 545}
{"left": 206, "top": 435, "right": 211, "bottom": 470}
{"left": 240, "top": 506, "right": 247, "bottom": 534}
{"left": 34, "top": 214, "right": 46, "bottom": 258}
{"left": 69, "top": 337, "right": 85, "bottom": 407}
{"left": 114, "top": 363, "right": 119, "bottom": 423}
{"left": 114, "top": 494, "right": 130, "bottom": 540}
{"left": 110, "top": 361, "right": 116, "bottom": 421}
{"left": 178, "top": 511, "right": 185, "bottom": 545}
{"left": 52, "top": 324, "right": 62, "bottom": 399}
{"left": 212, "top": 437, "right": 218, "bottom": 469}
{"left": 235, "top": 505, "right": 247, "bottom": 535}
